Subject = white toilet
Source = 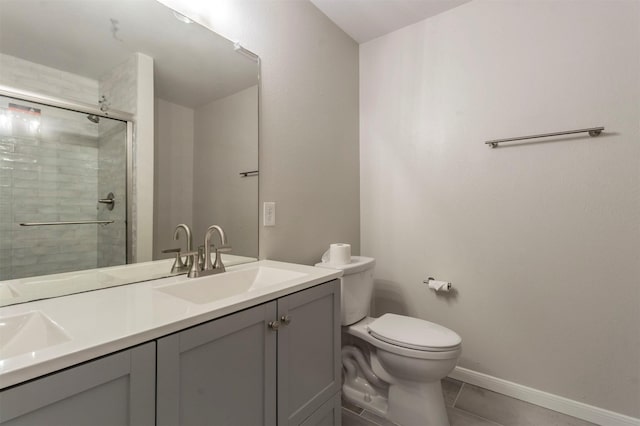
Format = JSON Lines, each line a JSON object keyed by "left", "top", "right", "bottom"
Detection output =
{"left": 315, "top": 256, "right": 462, "bottom": 426}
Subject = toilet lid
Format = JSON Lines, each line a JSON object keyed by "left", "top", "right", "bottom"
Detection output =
{"left": 367, "top": 314, "right": 462, "bottom": 352}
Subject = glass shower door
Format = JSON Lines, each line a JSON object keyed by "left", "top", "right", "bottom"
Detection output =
{"left": 0, "top": 95, "right": 127, "bottom": 281}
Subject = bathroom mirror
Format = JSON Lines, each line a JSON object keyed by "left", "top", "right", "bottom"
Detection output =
{"left": 0, "top": 0, "right": 259, "bottom": 305}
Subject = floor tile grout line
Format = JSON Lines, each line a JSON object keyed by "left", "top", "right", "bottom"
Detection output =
{"left": 450, "top": 407, "right": 505, "bottom": 426}
{"left": 451, "top": 381, "right": 464, "bottom": 407}
{"left": 343, "top": 406, "right": 361, "bottom": 416}
{"left": 448, "top": 382, "right": 506, "bottom": 426}
{"left": 360, "top": 409, "right": 395, "bottom": 426}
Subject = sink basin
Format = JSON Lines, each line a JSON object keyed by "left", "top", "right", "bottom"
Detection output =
{"left": 0, "top": 311, "right": 72, "bottom": 359}
{"left": 156, "top": 266, "right": 307, "bottom": 304}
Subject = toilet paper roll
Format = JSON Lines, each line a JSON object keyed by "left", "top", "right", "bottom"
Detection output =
{"left": 328, "top": 243, "right": 351, "bottom": 265}
{"left": 428, "top": 279, "right": 452, "bottom": 292}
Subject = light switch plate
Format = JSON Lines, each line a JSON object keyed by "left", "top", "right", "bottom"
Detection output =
{"left": 264, "top": 202, "right": 276, "bottom": 226}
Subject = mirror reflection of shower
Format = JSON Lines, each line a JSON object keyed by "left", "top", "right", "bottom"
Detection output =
{"left": 0, "top": 93, "right": 129, "bottom": 280}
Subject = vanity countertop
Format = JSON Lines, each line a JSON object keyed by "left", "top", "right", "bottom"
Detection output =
{"left": 0, "top": 260, "right": 342, "bottom": 390}
{"left": 0, "top": 254, "right": 257, "bottom": 307}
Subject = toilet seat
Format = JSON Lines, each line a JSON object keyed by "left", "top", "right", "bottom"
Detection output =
{"left": 346, "top": 317, "right": 462, "bottom": 360}
{"left": 367, "top": 314, "right": 462, "bottom": 352}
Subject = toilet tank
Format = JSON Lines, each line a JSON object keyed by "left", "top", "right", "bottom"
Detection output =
{"left": 315, "top": 256, "right": 376, "bottom": 325}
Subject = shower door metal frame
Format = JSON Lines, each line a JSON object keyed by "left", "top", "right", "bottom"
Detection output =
{"left": 0, "top": 84, "right": 135, "bottom": 264}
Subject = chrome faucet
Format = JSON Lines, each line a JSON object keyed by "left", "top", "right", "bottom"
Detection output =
{"left": 203, "top": 225, "right": 231, "bottom": 273}
{"left": 173, "top": 224, "right": 193, "bottom": 269}
{"left": 185, "top": 225, "right": 232, "bottom": 278}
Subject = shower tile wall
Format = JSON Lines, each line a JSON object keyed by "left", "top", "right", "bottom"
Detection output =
{"left": 99, "top": 54, "right": 139, "bottom": 261}
{"left": 0, "top": 53, "right": 132, "bottom": 279}
{"left": 99, "top": 55, "right": 138, "bottom": 114}
{"left": 0, "top": 103, "right": 100, "bottom": 279}
{"left": 97, "top": 119, "right": 127, "bottom": 267}
{"left": 0, "top": 53, "right": 98, "bottom": 105}
{"left": 0, "top": 54, "right": 102, "bottom": 280}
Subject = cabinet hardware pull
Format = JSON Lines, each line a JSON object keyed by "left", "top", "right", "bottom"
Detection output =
{"left": 280, "top": 315, "right": 292, "bottom": 325}
{"left": 268, "top": 320, "right": 281, "bottom": 331}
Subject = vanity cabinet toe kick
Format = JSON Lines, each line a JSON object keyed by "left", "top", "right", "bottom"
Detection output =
{"left": 0, "top": 279, "right": 341, "bottom": 426}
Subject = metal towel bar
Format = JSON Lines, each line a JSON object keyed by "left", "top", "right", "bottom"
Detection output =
{"left": 20, "top": 220, "right": 114, "bottom": 226}
{"left": 485, "top": 126, "right": 604, "bottom": 148}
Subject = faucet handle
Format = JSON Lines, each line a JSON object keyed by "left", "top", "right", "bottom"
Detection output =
{"left": 212, "top": 245, "right": 232, "bottom": 272}
{"left": 182, "top": 251, "right": 201, "bottom": 278}
{"left": 162, "top": 248, "right": 187, "bottom": 273}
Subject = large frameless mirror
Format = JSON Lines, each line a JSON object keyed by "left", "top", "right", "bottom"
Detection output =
{"left": 0, "top": 0, "right": 259, "bottom": 306}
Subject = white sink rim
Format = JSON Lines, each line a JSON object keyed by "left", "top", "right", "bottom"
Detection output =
{"left": 0, "top": 311, "right": 72, "bottom": 359}
{"left": 155, "top": 265, "right": 308, "bottom": 304}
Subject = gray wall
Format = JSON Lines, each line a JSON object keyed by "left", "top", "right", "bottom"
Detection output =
{"left": 153, "top": 98, "right": 194, "bottom": 259}
{"left": 193, "top": 86, "right": 258, "bottom": 258}
{"left": 162, "top": 0, "right": 360, "bottom": 265}
{"left": 360, "top": 0, "right": 639, "bottom": 418}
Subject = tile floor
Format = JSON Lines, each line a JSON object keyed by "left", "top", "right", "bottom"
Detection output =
{"left": 342, "top": 378, "right": 598, "bottom": 426}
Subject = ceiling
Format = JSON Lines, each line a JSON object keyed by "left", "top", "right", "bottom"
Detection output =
{"left": 309, "top": 0, "right": 473, "bottom": 43}
{"left": 0, "top": 0, "right": 257, "bottom": 108}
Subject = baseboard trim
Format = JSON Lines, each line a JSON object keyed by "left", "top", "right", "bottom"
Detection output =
{"left": 449, "top": 367, "right": 639, "bottom": 426}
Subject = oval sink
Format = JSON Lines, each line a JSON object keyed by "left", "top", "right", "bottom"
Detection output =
{"left": 0, "top": 311, "right": 72, "bottom": 359}
{"left": 155, "top": 266, "right": 307, "bottom": 304}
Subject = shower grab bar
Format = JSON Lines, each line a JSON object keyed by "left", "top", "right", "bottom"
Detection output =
{"left": 239, "top": 170, "right": 259, "bottom": 177}
{"left": 485, "top": 126, "right": 604, "bottom": 148}
{"left": 19, "top": 220, "right": 114, "bottom": 226}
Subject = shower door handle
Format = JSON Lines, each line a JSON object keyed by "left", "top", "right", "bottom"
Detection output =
{"left": 98, "top": 192, "right": 115, "bottom": 210}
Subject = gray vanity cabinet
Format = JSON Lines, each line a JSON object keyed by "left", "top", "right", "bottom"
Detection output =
{"left": 278, "top": 280, "right": 341, "bottom": 425}
{"left": 156, "top": 279, "right": 341, "bottom": 426}
{"left": 156, "top": 301, "right": 278, "bottom": 426}
{"left": 0, "top": 342, "right": 155, "bottom": 426}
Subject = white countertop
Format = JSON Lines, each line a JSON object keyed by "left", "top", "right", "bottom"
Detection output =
{"left": 0, "top": 254, "right": 257, "bottom": 307}
{"left": 0, "top": 260, "right": 342, "bottom": 389}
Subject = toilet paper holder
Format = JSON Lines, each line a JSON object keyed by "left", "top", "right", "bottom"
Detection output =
{"left": 423, "top": 277, "right": 452, "bottom": 291}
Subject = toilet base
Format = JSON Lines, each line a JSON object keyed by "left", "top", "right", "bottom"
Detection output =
{"left": 342, "top": 379, "right": 388, "bottom": 418}
{"left": 387, "top": 380, "right": 449, "bottom": 426}
{"left": 343, "top": 379, "right": 450, "bottom": 426}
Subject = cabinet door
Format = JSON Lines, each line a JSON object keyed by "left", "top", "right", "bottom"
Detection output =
{"left": 157, "top": 301, "right": 277, "bottom": 426}
{"left": 0, "top": 342, "right": 155, "bottom": 426}
{"left": 299, "top": 392, "right": 342, "bottom": 426}
{"left": 278, "top": 280, "right": 341, "bottom": 426}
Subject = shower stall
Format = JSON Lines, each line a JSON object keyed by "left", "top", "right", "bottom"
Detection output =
{"left": 0, "top": 90, "right": 131, "bottom": 280}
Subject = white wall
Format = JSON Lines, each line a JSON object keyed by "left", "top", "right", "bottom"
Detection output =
{"left": 360, "top": 0, "right": 639, "bottom": 418}
{"left": 161, "top": 0, "right": 360, "bottom": 265}
{"left": 134, "top": 54, "right": 155, "bottom": 262}
{"left": 193, "top": 86, "right": 258, "bottom": 258}
{"left": 153, "top": 98, "right": 194, "bottom": 259}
